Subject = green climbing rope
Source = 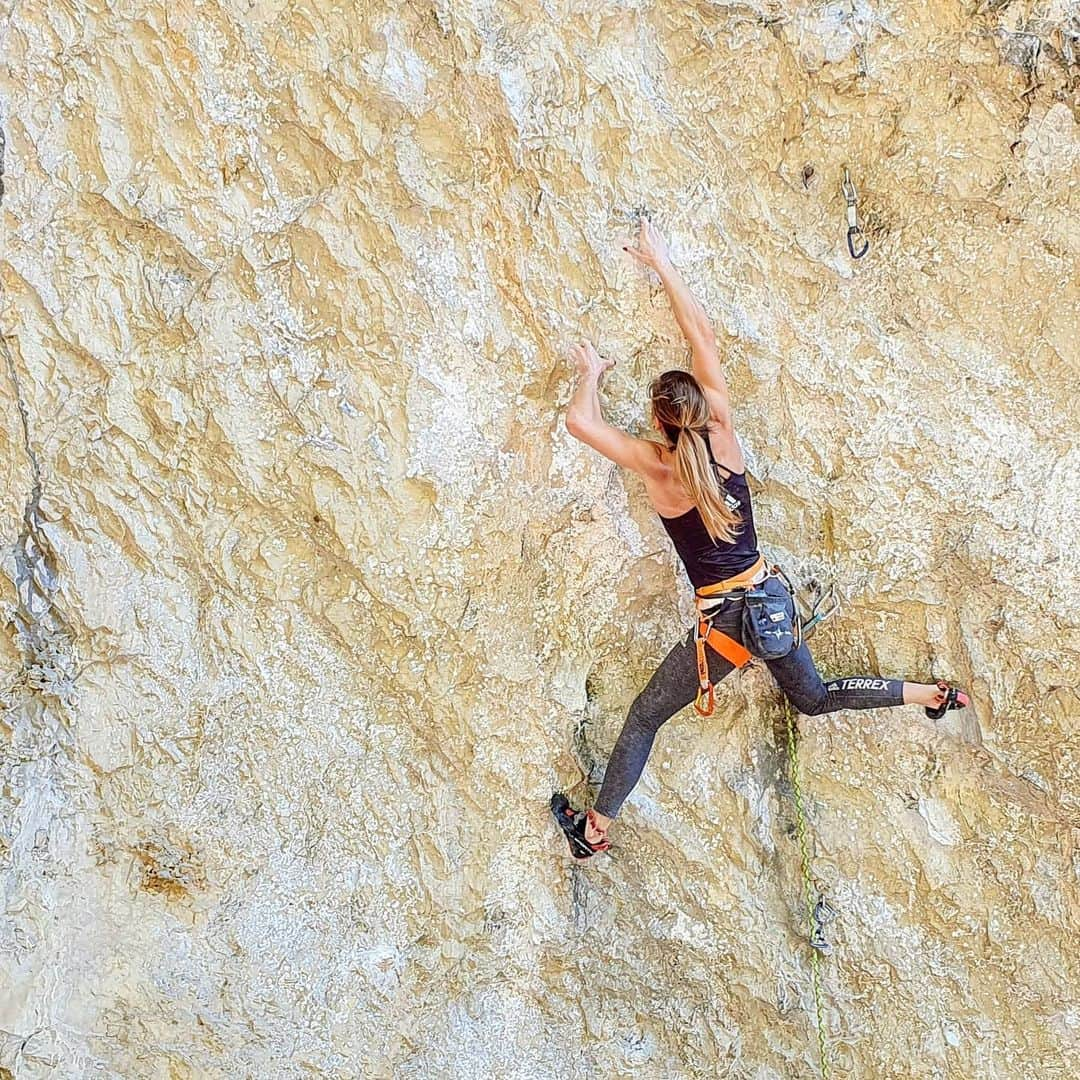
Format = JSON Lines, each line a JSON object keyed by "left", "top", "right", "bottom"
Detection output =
{"left": 784, "top": 699, "right": 832, "bottom": 1080}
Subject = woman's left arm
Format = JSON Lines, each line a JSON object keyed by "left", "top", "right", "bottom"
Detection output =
{"left": 565, "top": 342, "right": 659, "bottom": 475}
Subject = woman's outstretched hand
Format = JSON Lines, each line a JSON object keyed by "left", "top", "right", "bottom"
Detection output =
{"left": 623, "top": 216, "right": 671, "bottom": 272}
{"left": 569, "top": 340, "right": 615, "bottom": 381}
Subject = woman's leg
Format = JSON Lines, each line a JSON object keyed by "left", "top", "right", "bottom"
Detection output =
{"left": 588, "top": 626, "right": 738, "bottom": 837}
{"left": 765, "top": 637, "right": 950, "bottom": 715}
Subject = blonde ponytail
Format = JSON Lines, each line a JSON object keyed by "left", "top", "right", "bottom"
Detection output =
{"left": 650, "top": 368, "right": 744, "bottom": 545}
{"left": 673, "top": 426, "right": 743, "bottom": 545}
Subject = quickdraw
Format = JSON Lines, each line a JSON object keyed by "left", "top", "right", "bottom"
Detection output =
{"left": 693, "top": 617, "right": 752, "bottom": 716}
{"left": 842, "top": 167, "right": 869, "bottom": 259}
{"left": 797, "top": 579, "right": 841, "bottom": 639}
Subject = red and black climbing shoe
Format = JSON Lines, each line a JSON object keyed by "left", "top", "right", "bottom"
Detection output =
{"left": 550, "top": 793, "right": 611, "bottom": 860}
{"left": 925, "top": 680, "right": 970, "bottom": 720}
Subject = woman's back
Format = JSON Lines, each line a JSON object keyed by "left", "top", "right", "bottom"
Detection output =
{"left": 653, "top": 431, "right": 760, "bottom": 588}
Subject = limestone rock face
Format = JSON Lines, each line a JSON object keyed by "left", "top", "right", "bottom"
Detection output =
{"left": 1, "top": 2, "right": 1078, "bottom": 1077}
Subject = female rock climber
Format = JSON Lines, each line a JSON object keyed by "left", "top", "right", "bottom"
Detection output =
{"left": 551, "top": 217, "right": 969, "bottom": 860}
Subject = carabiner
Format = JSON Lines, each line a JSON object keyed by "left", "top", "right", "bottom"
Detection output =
{"left": 799, "top": 580, "right": 841, "bottom": 640}
{"left": 809, "top": 892, "right": 836, "bottom": 953}
{"left": 814, "top": 894, "right": 838, "bottom": 926}
{"left": 842, "top": 167, "right": 869, "bottom": 259}
{"left": 694, "top": 683, "right": 715, "bottom": 718}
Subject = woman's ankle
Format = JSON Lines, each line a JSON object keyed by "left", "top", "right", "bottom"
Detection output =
{"left": 586, "top": 809, "right": 612, "bottom": 843}
{"left": 902, "top": 681, "right": 945, "bottom": 708}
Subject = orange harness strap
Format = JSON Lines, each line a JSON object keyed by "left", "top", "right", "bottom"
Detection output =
{"left": 692, "top": 555, "right": 765, "bottom": 717}
{"left": 695, "top": 554, "right": 765, "bottom": 597}
{"left": 693, "top": 624, "right": 752, "bottom": 716}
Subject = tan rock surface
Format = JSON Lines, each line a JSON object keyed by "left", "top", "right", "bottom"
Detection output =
{"left": 1, "top": 2, "right": 1077, "bottom": 1077}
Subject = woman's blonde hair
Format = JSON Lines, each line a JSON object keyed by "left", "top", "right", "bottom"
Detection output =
{"left": 650, "top": 369, "right": 743, "bottom": 545}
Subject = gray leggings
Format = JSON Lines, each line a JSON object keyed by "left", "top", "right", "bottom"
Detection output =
{"left": 593, "top": 594, "right": 905, "bottom": 819}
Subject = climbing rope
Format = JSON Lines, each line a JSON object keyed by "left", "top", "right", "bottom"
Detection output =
{"left": 785, "top": 698, "right": 832, "bottom": 1079}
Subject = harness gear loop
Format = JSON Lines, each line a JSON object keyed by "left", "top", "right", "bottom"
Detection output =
{"left": 842, "top": 167, "right": 869, "bottom": 259}
{"left": 785, "top": 699, "right": 833, "bottom": 1079}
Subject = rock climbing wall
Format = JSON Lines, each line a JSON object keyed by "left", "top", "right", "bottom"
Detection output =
{"left": 1, "top": 1, "right": 1078, "bottom": 1076}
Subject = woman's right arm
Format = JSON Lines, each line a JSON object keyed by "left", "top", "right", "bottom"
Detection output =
{"left": 625, "top": 219, "right": 731, "bottom": 423}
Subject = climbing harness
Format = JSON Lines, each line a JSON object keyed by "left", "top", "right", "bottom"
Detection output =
{"left": 842, "top": 168, "right": 869, "bottom": 259}
{"left": 785, "top": 698, "right": 833, "bottom": 1079}
{"left": 692, "top": 556, "right": 764, "bottom": 716}
{"left": 694, "top": 560, "right": 839, "bottom": 716}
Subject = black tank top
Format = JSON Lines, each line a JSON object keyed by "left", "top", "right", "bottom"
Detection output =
{"left": 657, "top": 438, "right": 760, "bottom": 590}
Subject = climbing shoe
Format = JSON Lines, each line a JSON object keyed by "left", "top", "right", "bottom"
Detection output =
{"left": 925, "top": 681, "right": 970, "bottom": 720}
{"left": 550, "top": 793, "right": 610, "bottom": 860}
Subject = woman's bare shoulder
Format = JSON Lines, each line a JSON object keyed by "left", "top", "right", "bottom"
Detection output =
{"left": 707, "top": 423, "right": 745, "bottom": 474}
